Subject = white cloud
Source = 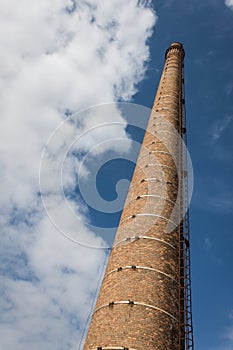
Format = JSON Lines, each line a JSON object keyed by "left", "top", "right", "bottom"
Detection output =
{"left": 0, "top": 0, "right": 157, "bottom": 349}
{"left": 225, "top": 0, "right": 233, "bottom": 9}
{"left": 212, "top": 115, "right": 233, "bottom": 141}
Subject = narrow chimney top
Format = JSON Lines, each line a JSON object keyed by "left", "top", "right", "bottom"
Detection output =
{"left": 165, "top": 42, "right": 185, "bottom": 60}
{"left": 170, "top": 42, "right": 183, "bottom": 48}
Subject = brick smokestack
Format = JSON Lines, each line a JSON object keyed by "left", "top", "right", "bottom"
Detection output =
{"left": 83, "top": 42, "right": 187, "bottom": 350}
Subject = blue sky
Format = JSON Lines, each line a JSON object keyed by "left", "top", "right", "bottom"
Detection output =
{"left": 137, "top": 1, "right": 233, "bottom": 349}
{"left": 0, "top": 1, "right": 232, "bottom": 349}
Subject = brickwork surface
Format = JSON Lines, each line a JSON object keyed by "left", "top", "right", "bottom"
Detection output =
{"left": 83, "top": 43, "right": 185, "bottom": 350}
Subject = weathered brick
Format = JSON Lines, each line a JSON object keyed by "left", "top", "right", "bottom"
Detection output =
{"left": 83, "top": 42, "right": 185, "bottom": 350}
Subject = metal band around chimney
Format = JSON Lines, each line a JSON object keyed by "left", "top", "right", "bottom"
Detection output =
{"left": 138, "top": 151, "right": 172, "bottom": 162}
{"left": 146, "top": 163, "right": 178, "bottom": 174}
{"left": 130, "top": 176, "right": 175, "bottom": 188}
{"left": 136, "top": 213, "right": 177, "bottom": 226}
{"left": 165, "top": 65, "right": 180, "bottom": 70}
{"left": 155, "top": 107, "right": 179, "bottom": 113}
{"left": 140, "top": 149, "right": 171, "bottom": 157}
{"left": 142, "top": 177, "right": 178, "bottom": 189}
{"left": 158, "top": 94, "right": 178, "bottom": 99}
{"left": 104, "top": 265, "right": 177, "bottom": 282}
{"left": 151, "top": 121, "right": 179, "bottom": 129}
{"left": 113, "top": 235, "right": 176, "bottom": 250}
{"left": 157, "top": 129, "right": 180, "bottom": 138}
{"left": 131, "top": 163, "right": 177, "bottom": 176}
{"left": 157, "top": 100, "right": 179, "bottom": 107}
{"left": 152, "top": 112, "right": 179, "bottom": 122}
{"left": 125, "top": 194, "right": 176, "bottom": 206}
{"left": 94, "top": 301, "right": 178, "bottom": 322}
{"left": 140, "top": 194, "right": 176, "bottom": 205}
{"left": 158, "top": 86, "right": 179, "bottom": 96}
{"left": 120, "top": 213, "right": 177, "bottom": 227}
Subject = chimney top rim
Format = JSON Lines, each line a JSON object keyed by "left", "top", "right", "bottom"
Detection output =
{"left": 170, "top": 42, "right": 183, "bottom": 48}
{"left": 165, "top": 42, "right": 185, "bottom": 60}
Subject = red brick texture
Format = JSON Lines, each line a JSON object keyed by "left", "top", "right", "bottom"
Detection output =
{"left": 83, "top": 43, "right": 185, "bottom": 350}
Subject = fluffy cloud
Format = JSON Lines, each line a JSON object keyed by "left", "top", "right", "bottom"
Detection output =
{"left": 225, "top": 0, "right": 233, "bottom": 9}
{"left": 0, "top": 0, "right": 156, "bottom": 349}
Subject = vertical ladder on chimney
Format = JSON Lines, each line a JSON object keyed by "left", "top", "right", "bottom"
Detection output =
{"left": 179, "top": 62, "right": 194, "bottom": 350}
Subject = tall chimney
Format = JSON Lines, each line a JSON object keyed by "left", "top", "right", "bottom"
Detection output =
{"left": 83, "top": 42, "right": 193, "bottom": 350}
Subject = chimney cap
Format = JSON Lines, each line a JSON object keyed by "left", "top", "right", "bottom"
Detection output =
{"left": 165, "top": 42, "right": 185, "bottom": 60}
{"left": 170, "top": 42, "right": 183, "bottom": 48}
